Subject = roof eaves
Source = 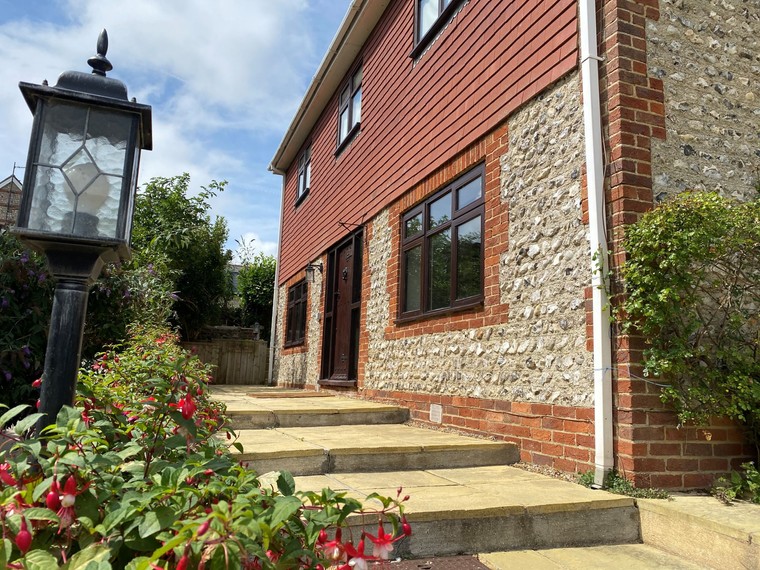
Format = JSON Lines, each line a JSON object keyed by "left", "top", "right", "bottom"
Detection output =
{"left": 269, "top": 0, "right": 391, "bottom": 174}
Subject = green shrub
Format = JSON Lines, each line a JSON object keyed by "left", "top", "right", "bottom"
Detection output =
{"left": 712, "top": 462, "right": 760, "bottom": 504}
{"left": 237, "top": 252, "right": 276, "bottom": 340}
{"left": 131, "top": 174, "right": 233, "bottom": 340}
{"left": 621, "top": 192, "right": 760, "bottom": 457}
{"left": 0, "top": 230, "right": 53, "bottom": 407}
{"left": 578, "top": 470, "right": 670, "bottom": 499}
{"left": 0, "top": 329, "right": 409, "bottom": 568}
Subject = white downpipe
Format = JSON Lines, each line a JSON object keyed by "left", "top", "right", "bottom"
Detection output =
{"left": 267, "top": 170, "right": 287, "bottom": 385}
{"left": 579, "top": 0, "right": 614, "bottom": 486}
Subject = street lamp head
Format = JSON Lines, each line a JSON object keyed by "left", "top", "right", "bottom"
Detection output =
{"left": 14, "top": 29, "right": 152, "bottom": 260}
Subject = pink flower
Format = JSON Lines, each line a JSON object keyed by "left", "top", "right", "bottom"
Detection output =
{"left": 0, "top": 463, "right": 17, "bottom": 487}
{"left": 56, "top": 475, "right": 88, "bottom": 530}
{"left": 366, "top": 521, "right": 403, "bottom": 560}
{"left": 344, "top": 538, "right": 374, "bottom": 570}
{"left": 318, "top": 528, "right": 345, "bottom": 562}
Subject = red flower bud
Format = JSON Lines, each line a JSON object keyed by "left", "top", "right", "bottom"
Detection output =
{"left": 197, "top": 520, "right": 210, "bottom": 536}
{"left": 176, "top": 554, "right": 189, "bottom": 570}
{"left": 15, "top": 517, "right": 32, "bottom": 554}
{"left": 318, "top": 529, "right": 328, "bottom": 544}
{"left": 402, "top": 516, "right": 412, "bottom": 537}
{"left": 31, "top": 378, "right": 42, "bottom": 388}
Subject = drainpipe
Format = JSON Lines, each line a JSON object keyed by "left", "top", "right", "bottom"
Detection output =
{"left": 267, "top": 167, "right": 287, "bottom": 385}
{"left": 579, "top": 0, "right": 613, "bottom": 486}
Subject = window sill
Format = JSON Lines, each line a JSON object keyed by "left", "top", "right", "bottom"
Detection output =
{"left": 283, "top": 340, "right": 305, "bottom": 349}
{"left": 335, "top": 123, "right": 361, "bottom": 157}
{"left": 395, "top": 298, "right": 483, "bottom": 325}
{"left": 295, "top": 189, "right": 309, "bottom": 207}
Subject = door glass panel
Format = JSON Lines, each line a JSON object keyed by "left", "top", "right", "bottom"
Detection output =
{"left": 456, "top": 215, "right": 481, "bottom": 300}
{"left": 404, "top": 246, "right": 422, "bottom": 312}
{"left": 429, "top": 229, "right": 451, "bottom": 310}
{"left": 428, "top": 192, "right": 451, "bottom": 229}
{"left": 457, "top": 177, "right": 482, "bottom": 210}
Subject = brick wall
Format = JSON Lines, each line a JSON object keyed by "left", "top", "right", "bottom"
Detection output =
{"left": 600, "top": 0, "right": 753, "bottom": 488}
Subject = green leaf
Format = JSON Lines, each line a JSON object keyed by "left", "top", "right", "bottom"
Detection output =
{"left": 0, "top": 538, "right": 11, "bottom": 565}
{"left": 269, "top": 496, "right": 301, "bottom": 528}
{"left": 277, "top": 471, "right": 296, "bottom": 496}
{"left": 12, "top": 412, "right": 45, "bottom": 435}
{"left": 138, "top": 506, "right": 177, "bottom": 539}
{"left": 0, "top": 404, "right": 30, "bottom": 427}
{"left": 62, "top": 544, "right": 111, "bottom": 570}
{"left": 21, "top": 507, "right": 59, "bottom": 523}
{"left": 22, "top": 549, "right": 59, "bottom": 569}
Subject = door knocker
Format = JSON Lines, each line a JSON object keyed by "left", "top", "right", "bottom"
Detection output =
{"left": 342, "top": 267, "right": 349, "bottom": 281}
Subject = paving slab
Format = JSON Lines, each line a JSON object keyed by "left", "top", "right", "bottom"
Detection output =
{"left": 638, "top": 494, "right": 760, "bottom": 570}
{"left": 292, "top": 466, "right": 640, "bottom": 557}
{"left": 211, "top": 386, "right": 409, "bottom": 428}
{"left": 232, "top": 424, "right": 518, "bottom": 475}
{"left": 480, "top": 544, "right": 705, "bottom": 569}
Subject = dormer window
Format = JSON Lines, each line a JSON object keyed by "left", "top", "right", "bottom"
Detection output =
{"left": 337, "top": 65, "right": 362, "bottom": 149}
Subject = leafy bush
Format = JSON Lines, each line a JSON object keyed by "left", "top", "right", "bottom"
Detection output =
{"left": 131, "top": 174, "right": 233, "bottom": 340}
{"left": 0, "top": 329, "right": 409, "bottom": 568}
{"left": 237, "top": 252, "right": 276, "bottom": 340}
{"left": 83, "top": 257, "right": 177, "bottom": 359}
{"left": 0, "top": 230, "right": 52, "bottom": 407}
{"left": 712, "top": 462, "right": 760, "bottom": 504}
{"left": 621, "top": 192, "right": 760, "bottom": 456}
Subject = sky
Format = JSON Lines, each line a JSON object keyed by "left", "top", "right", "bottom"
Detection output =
{"left": 0, "top": 0, "right": 352, "bottom": 260}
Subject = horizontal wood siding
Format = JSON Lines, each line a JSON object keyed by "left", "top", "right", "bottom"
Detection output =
{"left": 279, "top": 0, "right": 578, "bottom": 283}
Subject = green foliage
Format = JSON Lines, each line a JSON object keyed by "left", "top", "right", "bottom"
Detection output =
{"left": 578, "top": 470, "right": 670, "bottom": 499}
{"left": 236, "top": 251, "right": 276, "bottom": 340}
{"left": 0, "top": 230, "right": 53, "bottom": 407}
{"left": 132, "top": 174, "right": 233, "bottom": 340}
{"left": 620, "top": 192, "right": 760, "bottom": 454}
{"left": 83, "top": 257, "right": 177, "bottom": 360}
{"left": 712, "top": 462, "right": 760, "bottom": 504}
{"left": 0, "top": 329, "right": 408, "bottom": 568}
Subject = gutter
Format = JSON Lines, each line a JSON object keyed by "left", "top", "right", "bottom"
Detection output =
{"left": 579, "top": 0, "right": 614, "bottom": 486}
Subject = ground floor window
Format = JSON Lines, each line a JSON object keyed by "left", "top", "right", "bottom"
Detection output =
{"left": 284, "top": 279, "right": 308, "bottom": 347}
{"left": 400, "top": 164, "right": 484, "bottom": 319}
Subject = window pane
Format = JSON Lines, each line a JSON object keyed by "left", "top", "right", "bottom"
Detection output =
{"left": 340, "top": 86, "right": 350, "bottom": 106}
{"left": 456, "top": 215, "right": 481, "bottom": 300}
{"left": 339, "top": 109, "right": 349, "bottom": 141}
{"left": 405, "top": 213, "right": 422, "bottom": 238}
{"left": 404, "top": 246, "right": 422, "bottom": 312}
{"left": 353, "top": 67, "right": 363, "bottom": 88}
{"left": 297, "top": 172, "right": 305, "bottom": 197}
{"left": 457, "top": 177, "right": 482, "bottom": 210}
{"left": 429, "top": 229, "right": 451, "bottom": 310}
{"left": 428, "top": 192, "right": 451, "bottom": 228}
{"left": 352, "top": 87, "right": 362, "bottom": 125}
{"left": 305, "top": 162, "right": 311, "bottom": 191}
{"left": 418, "top": 0, "right": 438, "bottom": 38}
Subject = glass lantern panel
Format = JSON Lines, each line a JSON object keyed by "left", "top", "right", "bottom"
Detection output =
{"left": 26, "top": 101, "right": 132, "bottom": 240}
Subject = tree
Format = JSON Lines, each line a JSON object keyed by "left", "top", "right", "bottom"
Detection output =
{"left": 236, "top": 248, "right": 276, "bottom": 341}
{"left": 131, "top": 174, "right": 233, "bottom": 340}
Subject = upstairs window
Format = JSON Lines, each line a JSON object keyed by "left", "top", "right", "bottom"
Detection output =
{"left": 337, "top": 66, "right": 362, "bottom": 148}
{"left": 296, "top": 145, "right": 311, "bottom": 203}
{"left": 413, "top": 0, "right": 466, "bottom": 58}
{"left": 285, "top": 279, "right": 308, "bottom": 347}
{"left": 400, "top": 165, "right": 484, "bottom": 320}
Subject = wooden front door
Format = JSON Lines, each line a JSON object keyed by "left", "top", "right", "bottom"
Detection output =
{"left": 321, "top": 231, "right": 362, "bottom": 386}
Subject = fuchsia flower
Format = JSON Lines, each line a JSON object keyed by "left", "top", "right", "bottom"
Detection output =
{"left": 0, "top": 463, "right": 17, "bottom": 487}
{"left": 56, "top": 475, "right": 88, "bottom": 530}
{"left": 365, "top": 521, "right": 405, "bottom": 560}
{"left": 318, "top": 527, "right": 345, "bottom": 562}
{"left": 46, "top": 477, "right": 61, "bottom": 511}
{"left": 344, "top": 538, "right": 372, "bottom": 570}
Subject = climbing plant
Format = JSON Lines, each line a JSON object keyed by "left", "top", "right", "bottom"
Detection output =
{"left": 620, "top": 191, "right": 760, "bottom": 457}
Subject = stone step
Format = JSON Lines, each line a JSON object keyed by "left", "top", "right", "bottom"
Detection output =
{"left": 211, "top": 386, "right": 409, "bottom": 429}
{"left": 232, "top": 424, "right": 519, "bottom": 476}
{"left": 479, "top": 543, "right": 704, "bottom": 569}
{"left": 288, "top": 465, "right": 641, "bottom": 558}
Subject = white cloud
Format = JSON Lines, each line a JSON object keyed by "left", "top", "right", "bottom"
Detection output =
{"left": 0, "top": 0, "right": 351, "bottom": 252}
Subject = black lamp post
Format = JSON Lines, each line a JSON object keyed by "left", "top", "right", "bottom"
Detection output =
{"left": 12, "top": 29, "right": 152, "bottom": 430}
